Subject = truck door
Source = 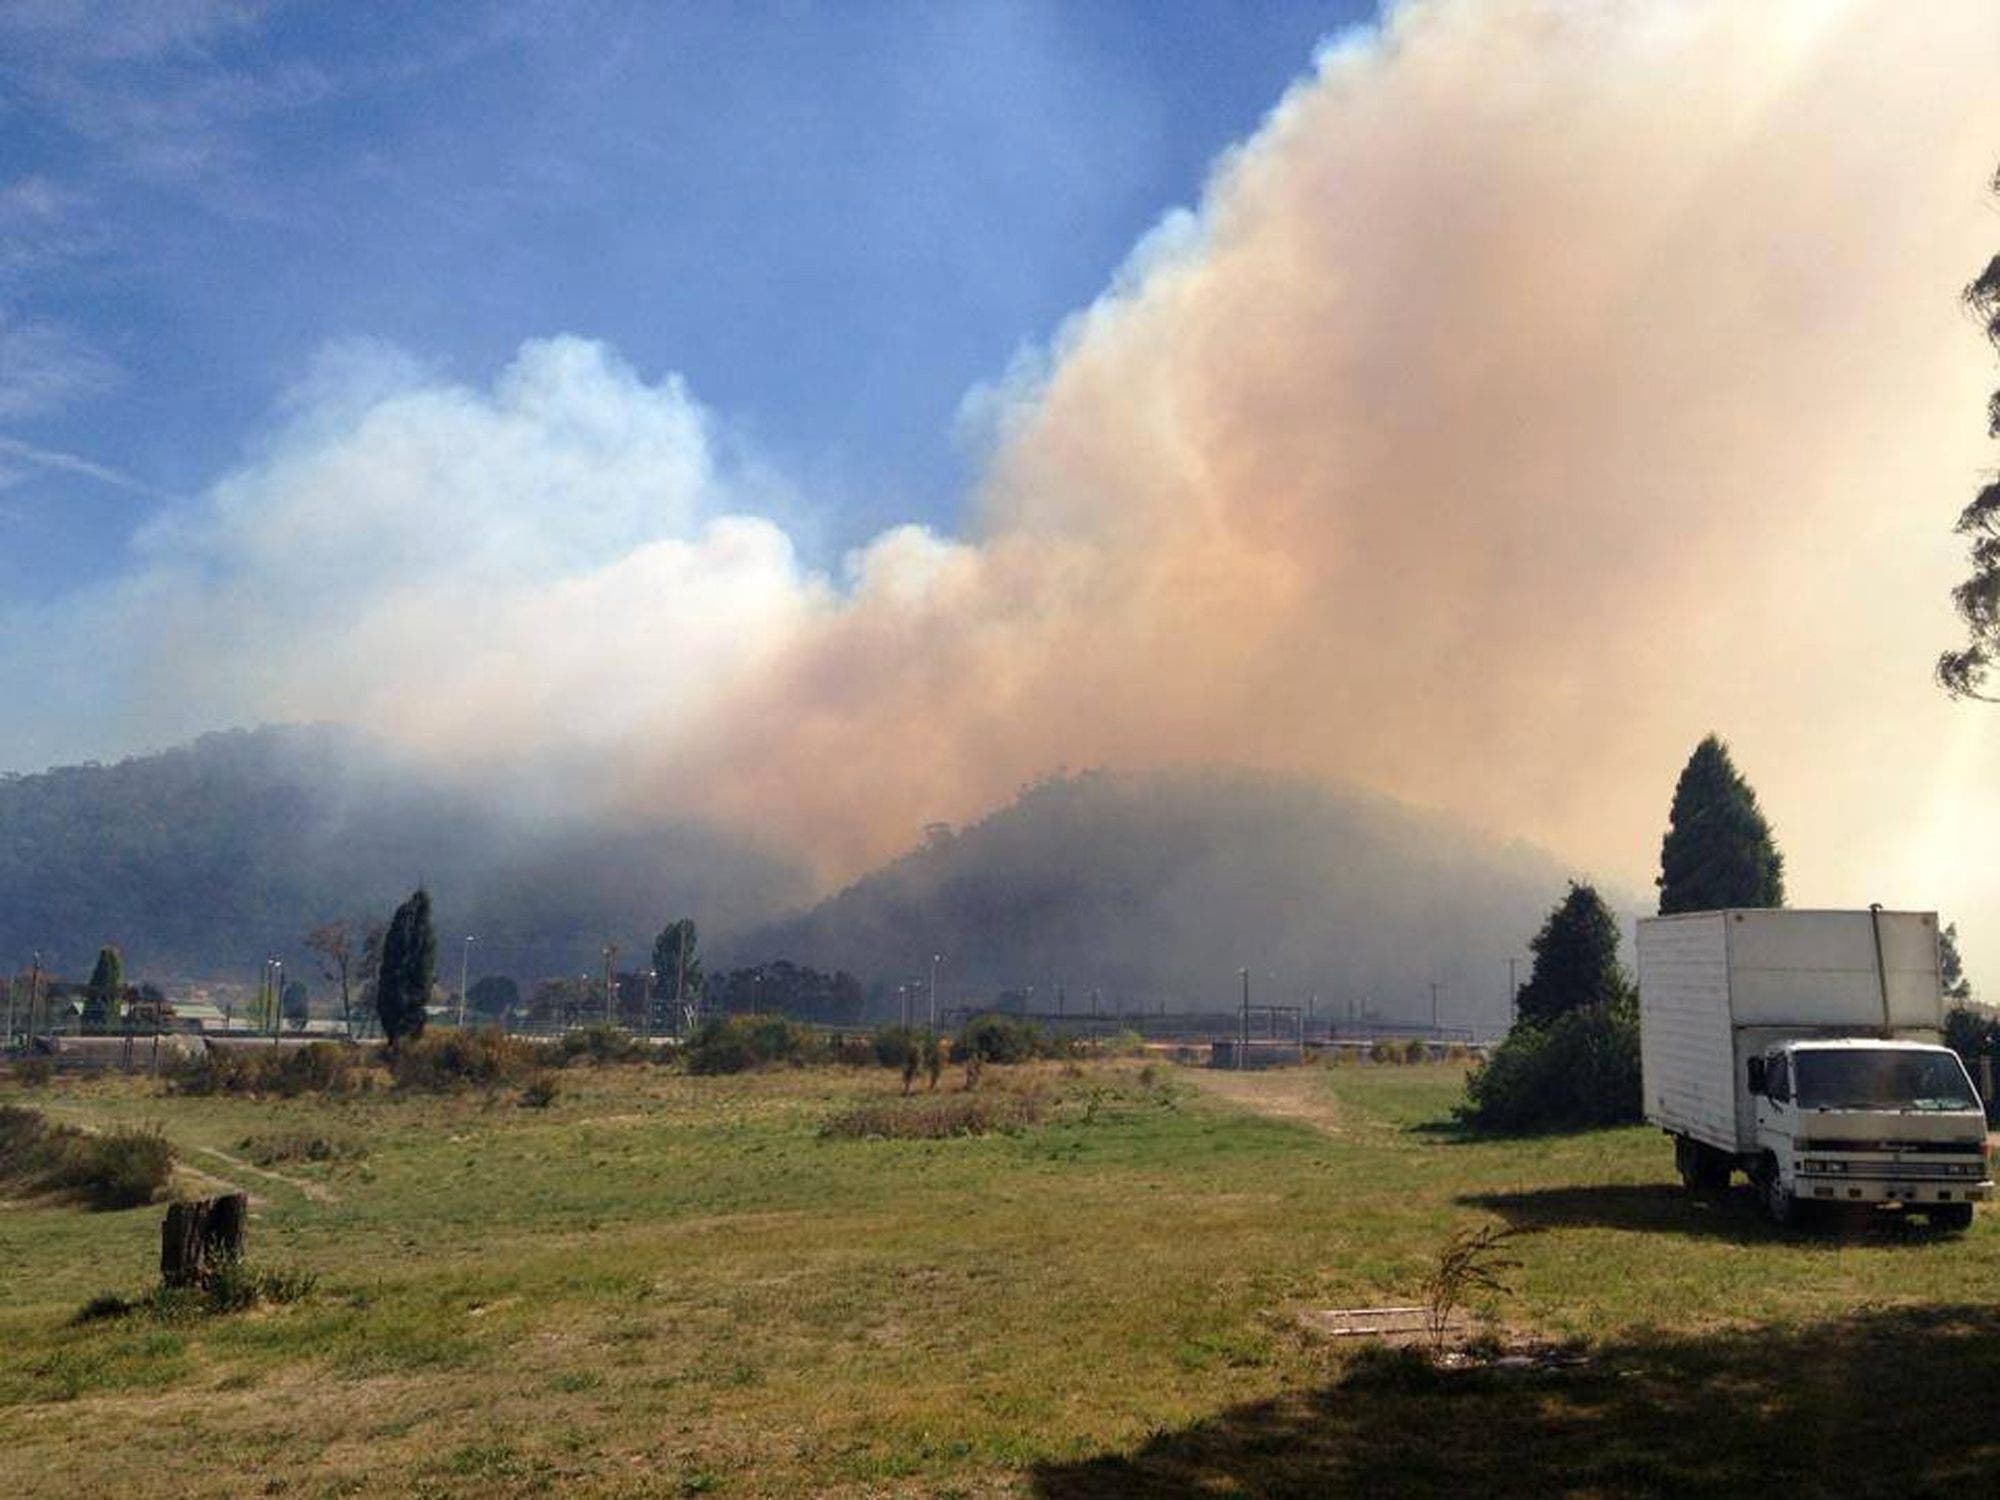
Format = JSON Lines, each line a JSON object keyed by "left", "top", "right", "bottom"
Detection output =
{"left": 1756, "top": 1052, "right": 1795, "bottom": 1152}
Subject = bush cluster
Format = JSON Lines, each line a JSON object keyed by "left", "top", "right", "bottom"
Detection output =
{"left": 684, "top": 1013, "right": 822, "bottom": 1074}
{"left": 543, "top": 1023, "right": 652, "bottom": 1067}
{"left": 951, "top": 1013, "right": 1066, "bottom": 1066}
{"left": 1456, "top": 1003, "right": 1641, "bottom": 1133}
{"left": 388, "top": 1029, "right": 543, "bottom": 1092}
{"left": 0, "top": 1104, "right": 174, "bottom": 1209}
{"left": 170, "top": 1042, "right": 367, "bottom": 1099}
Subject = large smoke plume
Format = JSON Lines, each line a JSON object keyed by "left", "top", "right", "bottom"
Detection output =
{"left": 13, "top": 1, "right": 2000, "bottom": 955}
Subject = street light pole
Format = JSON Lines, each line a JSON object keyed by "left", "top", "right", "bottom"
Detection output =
{"left": 929, "top": 954, "right": 941, "bottom": 1031}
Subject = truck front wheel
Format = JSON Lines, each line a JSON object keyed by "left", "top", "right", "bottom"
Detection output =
{"left": 1930, "top": 1202, "right": 1975, "bottom": 1232}
{"left": 1757, "top": 1160, "right": 1800, "bottom": 1227}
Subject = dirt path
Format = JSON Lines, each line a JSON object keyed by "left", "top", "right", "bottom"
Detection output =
{"left": 192, "top": 1145, "right": 338, "bottom": 1205}
{"left": 1182, "top": 1066, "right": 1349, "bottom": 1135}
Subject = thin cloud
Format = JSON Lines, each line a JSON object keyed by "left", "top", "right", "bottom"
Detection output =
{"left": 0, "top": 435, "right": 165, "bottom": 499}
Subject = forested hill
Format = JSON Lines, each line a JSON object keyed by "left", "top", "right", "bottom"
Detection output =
{"left": 734, "top": 768, "right": 1617, "bottom": 1036}
{"left": 0, "top": 725, "right": 806, "bottom": 983}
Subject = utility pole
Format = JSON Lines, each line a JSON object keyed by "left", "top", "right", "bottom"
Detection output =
{"left": 642, "top": 969, "right": 655, "bottom": 1043}
{"left": 1429, "top": 981, "right": 1440, "bottom": 1037}
{"left": 929, "top": 954, "right": 941, "bottom": 1032}
{"left": 602, "top": 943, "right": 619, "bottom": 1028}
{"left": 1238, "top": 967, "right": 1250, "bottom": 1070}
{"left": 457, "top": 935, "right": 476, "bottom": 1028}
{"left": 270, "top": 958, "right": 284, "bottom": 1047}
{"left": 1508, "top": 956, "right": 1519, "bottom": 1025}
{"left": 675, "top": 932, "right": 689, "bottom": 1037}
{"left": 3, "top": 972, "right": 14, "bottom": 1052}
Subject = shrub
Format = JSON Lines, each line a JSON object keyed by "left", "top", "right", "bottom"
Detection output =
{"left": 1368, "top": 1039, "right": 1401, "bottom": 1065}
{"left": 872, "top": 1024, "right": 921, "bottom": 1069}
{"left": 951, "top": 1013, "right": 1048, "bottom": 1066}
{"left": 1456, "top": 1003, "right": 1641, "bottom": 1133}
{"left": 389, "top": 1029, "right": 540, "bottom": 1092}
{"left": 826, "top": 1033, "right": 876, "bottom": 1067}
{"left": 519, "top": 1074, "right": 560, "bottom": 1109}
{"left": 170, "top": 1042, "right": 366, "bottom": 1099}
{"left": 1097, "top": 1029, "right": 1147, "bottom": 1059}
{"left": 819, "top": 1090, "right": 1045, "bottom": 1140}
{"left": 684, "top": 1014, "right": 821, "bottom": 1075}
{"left": 548, "top": 1024, "right": 649, "bottom": 1067}
{"left": 1403, "top": 1038, "right": 1432, "bottom": 1065}
{"left": 0, "top": 1107, "right": 173, "bottom": 1209}
{"left": 13, "top": 1056, "right": 54, "bottom": 1087}
{"left": 50, "top": 1129, "right": 175, "bottom": 1209}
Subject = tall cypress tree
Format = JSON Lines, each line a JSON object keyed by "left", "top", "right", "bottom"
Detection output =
{"left": 651, "top": 919, "right": 703, "bottom": 1003}
{"left": 1656, "top": 735, "right": 1785, "bottom": 915}
{"left": 83, "top": 945, "right": 123, "bottom": 1032}
{"left": 375, "top": 888, "right": 437, "bottom": 1049}
{"left": 1515, "top": 882, "right": 1631, "bottom": 1028}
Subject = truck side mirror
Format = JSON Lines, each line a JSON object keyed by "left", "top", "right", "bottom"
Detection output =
{"left": 1746, "top": 1056, "right": 1767, "bottom": 1096}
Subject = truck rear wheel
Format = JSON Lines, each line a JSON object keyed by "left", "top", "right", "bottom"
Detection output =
{"left": 1675, "top": 1135, "right": 1731, "bottom": 1192}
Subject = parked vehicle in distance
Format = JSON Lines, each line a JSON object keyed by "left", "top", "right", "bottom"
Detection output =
{"left": 1636, "top": 908, "right": 1991, "bottom": 1228}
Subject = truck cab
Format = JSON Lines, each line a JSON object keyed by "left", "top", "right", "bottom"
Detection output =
{"left": 1748, "top": 1038, "right": 1992, "bottom": 1227}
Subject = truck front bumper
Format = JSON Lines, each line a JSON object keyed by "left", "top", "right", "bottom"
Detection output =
{"left": 1793, "top": 1168, "right": 1992, "bottom": 1206}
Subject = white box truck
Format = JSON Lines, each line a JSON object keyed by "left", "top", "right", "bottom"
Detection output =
{"left": 1635, "top": 908, "right": 1991, "bottom": 1228}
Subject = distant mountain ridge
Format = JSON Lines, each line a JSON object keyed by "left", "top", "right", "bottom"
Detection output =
{"left": 735, "top": 767, "right": 1617, "bottom": 1035}
{"left": 0, "top": 725, "right": 806, "bottom": 984}
{"left": 4, "top": 732, "right": 1620, "bottom": 1032}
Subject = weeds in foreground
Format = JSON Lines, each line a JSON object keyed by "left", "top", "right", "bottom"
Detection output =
{"left": 1422, "top": 1223, "right": 1523, "bottom": 1349}
{"left": 73, "top": 1259, "right": 318, "bottom": 1326}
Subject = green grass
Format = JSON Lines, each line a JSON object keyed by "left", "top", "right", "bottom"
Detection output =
{"left": 0, "top": 1059, "right": 1996, "bottom": 1496}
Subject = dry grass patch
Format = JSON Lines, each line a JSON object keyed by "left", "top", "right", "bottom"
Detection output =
{"left": 819, "top": 1088, "right": 1046, "bottom": 1140}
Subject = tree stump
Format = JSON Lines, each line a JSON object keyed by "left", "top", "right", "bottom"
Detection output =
{"left": 160, "top": 1193, "right": 247, "bottom": 1288}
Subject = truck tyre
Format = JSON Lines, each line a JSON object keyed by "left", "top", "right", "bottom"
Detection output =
{"left": 1931, "top": 1202, "right": 1975, "bottom": 1232}
{"left": 1675, "top": 1136, "right": 1732, "bottom": 1191}
{"left": 1758, "top": 1160, "right": 1799, "bottom": 1228}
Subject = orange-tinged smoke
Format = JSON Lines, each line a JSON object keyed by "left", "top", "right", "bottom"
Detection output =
{"left": 660, "top": 0, "right": 2000, "bottom": 928}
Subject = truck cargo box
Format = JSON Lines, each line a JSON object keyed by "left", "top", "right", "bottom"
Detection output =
{"left": 1635, "top": 909, "right": 1944, "bottom": 1155}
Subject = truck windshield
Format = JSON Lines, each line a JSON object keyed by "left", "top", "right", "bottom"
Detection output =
{"left": 1792, "top": 1049, "right": 1979, "bottom": 1112}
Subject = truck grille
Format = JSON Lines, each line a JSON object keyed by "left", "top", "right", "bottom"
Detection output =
{"left": 1795, "top": 1138, "right": 1985, "bottom": 1155}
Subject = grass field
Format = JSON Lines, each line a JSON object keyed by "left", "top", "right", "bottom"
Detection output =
{"left": 2, "top": 1057, "right": 1997, "bottom": 1497}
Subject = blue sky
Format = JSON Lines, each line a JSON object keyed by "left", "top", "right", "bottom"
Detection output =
{"left": 1, "top": 0, "right": 1374, "bottom": 605}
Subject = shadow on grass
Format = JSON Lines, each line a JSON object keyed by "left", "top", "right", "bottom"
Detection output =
{"left": 1031, "top": 1305, "right": 2000, "bottom": 1498}
{"left": 1461, "top": 1183, "right": 1958, "bottom": 1247}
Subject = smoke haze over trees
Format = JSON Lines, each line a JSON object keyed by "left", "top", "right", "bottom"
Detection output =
{"left": 0, "top": 726, "right": 807, "bottom": 982}
{"left": 738, "top": 768, "right": 1619, "bottom": 1033}
{"left": 1, "top": 734, "right": 1621, "bottom": 1030}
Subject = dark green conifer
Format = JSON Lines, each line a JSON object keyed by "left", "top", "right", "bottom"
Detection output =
{"left": 1656, "top": 735, "right": 1785, "bottom": 915}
